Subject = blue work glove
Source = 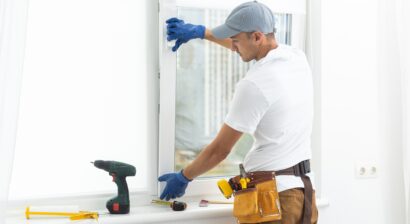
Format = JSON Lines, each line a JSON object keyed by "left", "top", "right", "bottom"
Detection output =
{"left": 158, "top": 170, "right": 192, "bottom": 201}
{"left": 166, "top": 17, "right": 206, "bottom": 52}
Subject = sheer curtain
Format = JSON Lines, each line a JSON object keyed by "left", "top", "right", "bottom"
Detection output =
{"left": 0, "top": 0, "right": 28, "bottom": 222}
{"left": 396, "top": 0, "right": 410, "bottom": 222}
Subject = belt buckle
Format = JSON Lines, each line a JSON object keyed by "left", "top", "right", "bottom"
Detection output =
{"left": 298, "top": 160, "right": 311, "bottom": 176}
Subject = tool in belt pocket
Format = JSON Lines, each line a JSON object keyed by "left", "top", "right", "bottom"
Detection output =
{"left": 217, "top": 164, "right": 282, "bottom": 223}
{"left": 217, "top": 164, "right": 250, "bottom": 199}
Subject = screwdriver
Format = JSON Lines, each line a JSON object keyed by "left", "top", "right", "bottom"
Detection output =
{"left": 151, "top": 200, "right": 187, "bottom": 211}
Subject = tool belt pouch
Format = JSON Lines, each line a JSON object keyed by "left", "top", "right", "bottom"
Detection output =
{"left": 233, "top": 176, "right": 281, "bottom": 223}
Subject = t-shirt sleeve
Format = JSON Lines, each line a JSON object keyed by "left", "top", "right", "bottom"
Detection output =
{"left": 225, "top": 80, "right": 270, "bottom": 134}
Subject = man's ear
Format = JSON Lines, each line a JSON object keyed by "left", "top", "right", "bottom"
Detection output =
{"left": 253, "top": 31, "right": 264, "bottom": 43}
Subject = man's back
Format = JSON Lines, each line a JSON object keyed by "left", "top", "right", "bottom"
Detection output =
{"left": 225, "top": 44, "right": 314, "bottom": 191}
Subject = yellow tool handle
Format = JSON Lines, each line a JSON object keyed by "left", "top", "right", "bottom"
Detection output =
{"left": 239, "top": 177, "right": 250, "bottom": 189}
{"left": 25, "top": 207, "right": 98, "bottom": 220}
{"left": 27, "top": 211, "right": 79, "bottom": 216}
{"left": 26, "top": 212, "right": 78, "bottom": 219}
{"left": 70, "top": 212, "right": 99, "bottom": 220}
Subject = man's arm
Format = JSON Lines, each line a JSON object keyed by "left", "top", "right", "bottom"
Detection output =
{"left": 182, "top": 123, "right": 243, "bottom": 180}
{"left": 204, "top": 29, "right": 233, "bottom": 49}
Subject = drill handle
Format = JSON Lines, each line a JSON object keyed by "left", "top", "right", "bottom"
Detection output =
{"left": 113, "top": 175, "right": 130, "bottom": 201}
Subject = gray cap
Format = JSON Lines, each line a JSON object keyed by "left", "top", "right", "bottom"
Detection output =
{"left": 212, "top": 1, "right": 276, "bottom": 39}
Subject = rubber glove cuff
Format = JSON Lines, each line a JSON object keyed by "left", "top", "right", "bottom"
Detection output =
{"left": 193, "top": 25, "right": 206, "bottom": 39}
{"left": 177, "top": 170, "right": 192, "bottom": 184}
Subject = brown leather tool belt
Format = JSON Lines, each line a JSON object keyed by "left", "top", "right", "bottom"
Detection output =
{"left": 245, "top": 160, "right": 313, "bottom": 224}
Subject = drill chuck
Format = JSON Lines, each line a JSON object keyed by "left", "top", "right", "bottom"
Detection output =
{"left": 93, "top": 160, "right": 136, "bottom": 177}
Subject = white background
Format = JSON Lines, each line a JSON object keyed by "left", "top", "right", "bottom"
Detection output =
{"left": 312, "top": 0, "right": 406, "bottom": 223}
{"left": 9, "top": 0, "right": 151, "bottom": 200}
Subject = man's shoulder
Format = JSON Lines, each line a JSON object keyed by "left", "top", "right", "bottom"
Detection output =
{"left": 252, "top": 45, "right": 310, "bottom": 77}
{"left": 235, "top": 79, "right": 261, "bottom": 93}
{"left": 238, "top": 74, "right": 282, "bottom": 106}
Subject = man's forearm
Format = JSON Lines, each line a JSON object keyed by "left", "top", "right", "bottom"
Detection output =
{"left": 182, "top": 142, "right": 229, "bottom": 180}
{"left": 204, "top": 28, "right": 232, "bottom": 49}
{"left": 182, "top": 124, "right": 243, "bottom": 180}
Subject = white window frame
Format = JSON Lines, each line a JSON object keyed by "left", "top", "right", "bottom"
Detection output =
{"left": 158, "top": 0, "right": 307, "bottom": 197}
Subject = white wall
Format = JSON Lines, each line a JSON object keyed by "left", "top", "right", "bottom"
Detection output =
{"left": 10, "top": 0, "right": 149, "bottom": 199}
{"left": 3, "top": 0, "right": 158, "bottom": 206}
{"left": 0, "top": 0, "right": 29, "bottom": 221}
{"left": 378, "top": 0, "right": 407, "bottom": 222}
{"left": 306, "top": 0, "right": 322, "bottom": 196}
{"left": 316, "top": 0, "right": 406, "bottom": 223}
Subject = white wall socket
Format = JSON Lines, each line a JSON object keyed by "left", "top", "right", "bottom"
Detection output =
{"left": 355, "top": 162, "right": 378, "bottom": 179}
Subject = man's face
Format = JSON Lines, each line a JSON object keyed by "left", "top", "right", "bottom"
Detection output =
{"left": 230, "top": 32, "right": 258, "bottom": 62}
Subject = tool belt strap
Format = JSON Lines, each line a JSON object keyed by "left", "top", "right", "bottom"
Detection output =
{"left": 276, "top": 160, "right": 313, "bottom": 224}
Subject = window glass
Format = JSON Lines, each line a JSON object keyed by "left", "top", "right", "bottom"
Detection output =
{"left": 174, "top": 7, "right": 292, "bottom": 177}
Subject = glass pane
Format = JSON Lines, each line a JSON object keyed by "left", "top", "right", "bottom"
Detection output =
{"left": 174, "top": 6, "right": 292, "bottom": 177}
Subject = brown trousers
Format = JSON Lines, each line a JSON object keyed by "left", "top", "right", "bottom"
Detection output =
{"left": 254, "top": 188, "right": 318, "bottom": 224}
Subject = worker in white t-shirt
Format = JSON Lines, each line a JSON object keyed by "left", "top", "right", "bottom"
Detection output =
{"left": 158, "top": 1, "right": 318, "bottom": 223}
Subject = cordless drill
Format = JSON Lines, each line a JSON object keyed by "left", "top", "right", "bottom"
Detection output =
{"left": 93, "top": 160, "right": 136, "bottom": 214}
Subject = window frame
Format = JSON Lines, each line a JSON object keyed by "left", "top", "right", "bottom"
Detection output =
{"left": 158, "top": 0, "right": 308, "bottom": 197}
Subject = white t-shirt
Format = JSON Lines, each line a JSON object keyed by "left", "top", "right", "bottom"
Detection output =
{"left": 225, "top": 44, "right": 315, "bottom": 192}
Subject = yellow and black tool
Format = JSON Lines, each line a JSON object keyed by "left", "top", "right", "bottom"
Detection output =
{"left": 239, "top": 164, "right": 251, "bottom": 189}
{"left": 217, "top": 164, "right": 250, "bottom": 199}
{"left": 217, "top": 179, "right": 235, "bottom": 199}
{"left": 151, "top": 199, "right": 187, "bottom": 211}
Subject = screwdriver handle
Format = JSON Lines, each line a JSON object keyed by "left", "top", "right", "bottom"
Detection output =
{"left": 151, "top": 200, "right": 187, "bottom": 211}
{"left": 171, "top": 201, "right": 187, "bottom": 211}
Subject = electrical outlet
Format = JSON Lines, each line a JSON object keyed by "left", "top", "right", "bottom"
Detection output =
{"left": 355, "top": 162, "right": 378, "bottom": 179}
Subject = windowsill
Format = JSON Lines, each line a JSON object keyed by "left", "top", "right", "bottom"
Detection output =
{"left": 5, "top": 197, "right": 330, "bottom": 224}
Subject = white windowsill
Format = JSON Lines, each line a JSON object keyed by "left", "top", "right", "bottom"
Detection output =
{"left": 5, "top": 197, "right": 329, "bottom": 224}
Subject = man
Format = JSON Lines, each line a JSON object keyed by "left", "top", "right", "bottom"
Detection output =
{"left": 158, "top": 1, "right": 318, "bottom": 223}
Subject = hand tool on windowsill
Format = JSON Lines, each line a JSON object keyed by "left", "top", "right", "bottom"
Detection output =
{"left": 25, "top": 206, "right": 99, "bottom": 221}
{"left": 151, "top": 200, "right": 187, "bottom": 211}
{"left": 199, "top": 199, "right": 233, "bottom": 207}
{"left": 92, "top": 160, "right": 136, "bottom": 214}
